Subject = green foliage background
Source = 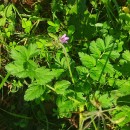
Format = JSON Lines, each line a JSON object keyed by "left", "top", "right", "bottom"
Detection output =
{"left": 0, "top": 0, "right": 130, "bottom": 130}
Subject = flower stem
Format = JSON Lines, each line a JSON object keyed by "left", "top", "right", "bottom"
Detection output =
{"left": 59, "top": 43, "right": 75, "bottom": 84}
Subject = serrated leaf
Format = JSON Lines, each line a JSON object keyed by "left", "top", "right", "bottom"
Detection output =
{"left": 79, "top": 52, "right": 96, "bottom": 68}
{"left": 54, "top": 80, "right": 71, "bottom": 95}
{"left": 98, "top": 93, "right": 115, "bottom": 108}
{"left": 76, "top": 66, "right": 88, "bottom": 75}
{"left": 28, "top": 44, "right": 39, "bottom": 58}
{"left": 104, "top": 51, "right": 120, "bottom": 60}
{"left": 122, "top": 50, "right": 130, "bottom": 61}
{"left": 89, "top": 67, "right": 105, "bottom": 84}
{"left": 97, "top": 59, "right": 114, "bottom": 75}
{"left": 96, "top": 38, "right": 105, "bottom": 52}
{"left": 5, "top": 60, "right": 37, "bottom": 79}
{"left": 105, "top": 35, "right": 113, "bottom": 49}
{"left": 35, "top": 67, "right": 55, "bottom": 85}
{"left": 52, "top": 69, "right": 64, "bottom": 79}
{"left": 5, "top": 62, "right": 27, "bottom": 78}
{"left": 24, "top": 84, "right": 45, "bottom": 101}
{"left": 56, "top": 96, "right": 76, "bottom": 118}
{"left": 116, "top": 79, "right": 130, "bottom": 96}
{"left": 11, "top": 46, "right": 28, "bottom": 61}
{"left": 89, "top": 41, "right": 101, "bottom": 58}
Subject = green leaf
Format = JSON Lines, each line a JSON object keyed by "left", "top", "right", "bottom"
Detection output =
{"left": 76, "top": 66, "right": 88, "bottom": 75}
{"left": 68, "top": 4, "right": 77, "bottom": 14}
{"left": 116, "top": 79, "right": 130, "bottom": 96}
{"left": 89, "top": 41, "right": 101, "bottom": 58}
{"left": 35, "top": 67, "right": 55, "bottom": 85}
{"left": 28, "top": 44, "right": 39, "bottom": 58}
{"left": 96, "top": 38, "right": 105, "bottom": 52}
{"left": 11, "top": 46, "right": 28, "bottom": 62}
{"left": 105, "top": 35, "right": 113, "bottom": 49}
{"left": 56, "top": 96, "right": 76, "bottom": 118}
{"left": 97, "top": 59, "right": 115, "bottom": 75}
{"left": 5, "top": 62, "right": 27, "bottom": 78}
{"left": 104, "top": 51, "right": 120, "bottom": 60}
{"left": 47, "top": 26, "right": 56, "bottom": 33}
{"left": 5, "top": 4, "right": 13, "bottom": 17}
{"left": 22, "top": 18, "right": 32, "bottom": 33}
{"left": 54, "top": 80, "right": 71, "bottom": 95}
{"left": 98, "top": 93, "right": 115, "bottom": 108}
{"left": 6, "top": 60, "right": 37, "bottom": 79}
{"left": 47, "top": 21, "right": 56, "bottom": 26}
{"left": 122, "top": 50, "right": 130, "bottom": 61}
{"left": 68, "top": 25, "right": 75, "bottom": 35}
{"left": 112, "top": 106, "right": 130, "bottom": 127}
{"left": 79, "top": 52, "right": 96, "bottom": 68}
{"left": 52, "top": 69, "right": 64, "bottom": 79}
{"left": 89, "top": 67, "right": 105, "bottom": 84}
{"left": 24, "top": 84, "right": 45, "bottom": 101}
{"left": 0, "top": 17, "right": 6, "bottom": 26}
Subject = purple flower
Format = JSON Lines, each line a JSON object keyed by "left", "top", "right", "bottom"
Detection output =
{"left": 59, "top": 34, "right": 69, "bottom": 43}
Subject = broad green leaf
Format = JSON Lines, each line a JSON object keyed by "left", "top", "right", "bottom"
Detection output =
{"left": 35, "top": 67, "right": 55, "bottom": 85}
{"left": 52, "top": 69, "right": 64, "bottom": 79}
{"left": 5, "top": 62, "right": 27, "bottom": 78}
{"left": 24, "top": 84, "right": 45, "bottom": 101}
{"left": 89, "top": 41, "right": 101, "bottom": 58}
{"left": 6, "top": 60, "right": 37, "bottom": 79}
{"left": 105, "top": 35, "right": 113, "bottom": 49}
{"left": 96, "top": 38, "right": 105, "bottom": 52}
{"left": 54, "top": 80, "right": 71, "bottom": 95}
{"left": 28, "top": 44, "right": 39, "bottom": 58}
{"left": 11, "top": 46, "right": 27, "bottom": 62}
{"left": 79, "top": 52, "right": 96, "bottom": 68}
{"left": 10, "top": 44, "right": 38, "bottom": 61}
{"left": 122, "top": 50, "right": 130, "bottom": 61}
